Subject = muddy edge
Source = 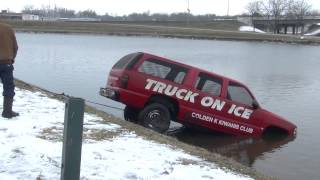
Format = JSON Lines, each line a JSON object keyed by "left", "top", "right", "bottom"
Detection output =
{"left": 14, "top": 79, "right": 276, "bottom": 180}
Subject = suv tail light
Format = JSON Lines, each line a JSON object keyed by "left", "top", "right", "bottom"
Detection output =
{"left": 120, "top": 74, "right": 129, "bottom": 88}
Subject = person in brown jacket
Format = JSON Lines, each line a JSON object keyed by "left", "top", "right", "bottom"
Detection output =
{"left": 0, "top": 22, "right": 19, "bottom": 118}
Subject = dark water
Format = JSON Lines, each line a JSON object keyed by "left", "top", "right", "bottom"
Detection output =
{"left": 14, "top": 33, "right": 320, "bottom": 180}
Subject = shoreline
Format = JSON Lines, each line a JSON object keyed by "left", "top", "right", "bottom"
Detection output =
{"left": 13, "top": 78, "right": 274, "bottom": 180}
{"left": 4, "top": 20, "right": 320, "bottom": 45}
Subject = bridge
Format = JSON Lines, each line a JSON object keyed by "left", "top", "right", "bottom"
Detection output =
{"left": 247, "top": 16, "right": 320, "bottom": 35}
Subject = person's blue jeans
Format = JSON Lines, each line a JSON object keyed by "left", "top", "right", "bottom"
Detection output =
{"left": 0, "top": 64, "right": 15, "bottom": 97}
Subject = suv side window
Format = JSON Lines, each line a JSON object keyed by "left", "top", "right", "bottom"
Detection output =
{"left": 138, "top": 60, "right": 171, "bottom": 79}
{"left": 227, "top": 83, "right": 254, "bottom": 106}
{"left": 174, "top": 71, "right": 186, "bottom": 84}
{"left": 138, "top": 59, "right": 188, "bottom": 84}
{"left": 196, "top": 73, "right": 222, "bottom": 96}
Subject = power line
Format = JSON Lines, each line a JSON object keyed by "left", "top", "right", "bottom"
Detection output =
{"left": 85, "top": 100, "right": 123, "bottom": 111}
{"left": 49, "top": 91, "right": 124, "bottom": 111}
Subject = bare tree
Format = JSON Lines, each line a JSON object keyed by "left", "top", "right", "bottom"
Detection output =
{"left": 22, "top": 5, "right": 35, "bottom": 14}
{"left": 290, "top": 0, "right": 311, "bottom": 34}
{"left": 290, "top": 0, "right": 311, "bottom": 18}
{"left": 246, "top": 1, "right": 263, "bottom": 31}
{"left": 260, "top": 0, "right": 290, "bottom": 33}
{"left": 77, "top": 10, "right": 97, "bottom": 18}
{"left": 246, "top": 1, "right": 263, "bottom": 16}
{"left": 246, "top": 0, "right": 313, "bottom": 34}
{"left": 263, "top": 0, "right": 289, "bottom": 17}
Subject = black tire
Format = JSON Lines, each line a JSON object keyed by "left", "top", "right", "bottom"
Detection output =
{"left": 124, "top": 106, "right": 139, "bottom": 123}
{"left": 138, "top": 103, "right": 171, "bottom": 133}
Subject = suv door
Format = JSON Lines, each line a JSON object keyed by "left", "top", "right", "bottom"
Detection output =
{"left": 223, "top": 81, "right": 259, "bottom": 135}
{"left": 186, "top": 72, "right": 228, "bottom": 130}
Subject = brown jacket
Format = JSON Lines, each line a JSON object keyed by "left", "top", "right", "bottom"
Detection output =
{"left": 0, "top": 23, "right": 18, "bottom": 64}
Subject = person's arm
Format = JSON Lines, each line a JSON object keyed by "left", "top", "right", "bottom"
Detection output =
{"left": 12, "top": 30, "right": 18, "bottom": 61}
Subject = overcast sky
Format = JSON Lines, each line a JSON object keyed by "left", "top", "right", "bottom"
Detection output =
{"left": 1, "top": 0, "right": 320, "bottom": 16}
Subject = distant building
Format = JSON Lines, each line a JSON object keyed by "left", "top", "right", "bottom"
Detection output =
{"left": 0, "top": 11, "right": 22, "bottom": 20}
{"left": 22, "top": 14, "right": 40, "bottom": 21}
{"left": 0, "top": 10, "right": 39, "bottom": 21}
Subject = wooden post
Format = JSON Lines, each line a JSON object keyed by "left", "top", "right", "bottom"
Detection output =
{"left": 61, "top": 97, "right": 85, "bottom": 180}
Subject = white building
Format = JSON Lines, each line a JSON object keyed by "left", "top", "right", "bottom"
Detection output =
{"left": 22, "top": 14, "right": 40, "bottom": 21}
{"left": 0, "top": 10, "right": 39, "bottom": 21}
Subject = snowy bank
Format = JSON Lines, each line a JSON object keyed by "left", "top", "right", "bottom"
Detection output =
{"left": 239, "top": 26, "right": 265, "bottom": 33}
{"left": 305, "top": 29, "right": 320, "bottom": 36}
{"left": 0, "top": 81, "right": 268, "bottom": 179}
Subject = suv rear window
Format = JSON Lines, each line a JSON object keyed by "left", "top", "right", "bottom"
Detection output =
{"left": 112, "top": 52, "right": 142, "bottom": 69}
{"left": 138, "top": 59, "right": 188, "bottom": 84}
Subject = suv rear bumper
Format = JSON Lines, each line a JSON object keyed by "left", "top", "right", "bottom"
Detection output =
{"left": 99, "top": 87, "right": 119, "bottom": 101}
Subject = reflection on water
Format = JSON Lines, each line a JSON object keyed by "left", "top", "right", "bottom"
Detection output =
{"left": 170, "top": 128, "right": 295, "bottom": 167}
{"left": 14, "top": 32, "right": 320, "bottom": 180}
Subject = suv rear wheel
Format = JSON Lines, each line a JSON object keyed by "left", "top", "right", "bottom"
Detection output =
{"left": 138, "top": 103, "right": 171, "bottom": 133}
{"left": 124, "top": 106, "right": 139, "bottom": 123}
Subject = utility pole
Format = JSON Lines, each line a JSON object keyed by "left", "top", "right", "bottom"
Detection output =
{"left": 186, "top": 0, "right": 190, "bottom": 26}
{"left": 227, "top": 0, "right": 230, "bottom": 16}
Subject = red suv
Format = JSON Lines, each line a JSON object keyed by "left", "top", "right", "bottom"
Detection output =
{"left": 100, "top": 52, "right": 297, "bottom": 137}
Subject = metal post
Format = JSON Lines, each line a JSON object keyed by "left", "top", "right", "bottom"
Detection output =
{"left": 61, "top": 97, "right": 85, "bottom": 180}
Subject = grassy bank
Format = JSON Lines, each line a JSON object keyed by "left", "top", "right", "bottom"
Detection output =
{"left": 14, "top": 79, "right": 275, "bottom": 180}
{"left": 4, "top": 20, "right": 320, "bottom": 45}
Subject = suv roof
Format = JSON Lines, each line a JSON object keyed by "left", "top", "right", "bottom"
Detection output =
{"left": 141, "top": 52, "right": 245, "bottom": 86}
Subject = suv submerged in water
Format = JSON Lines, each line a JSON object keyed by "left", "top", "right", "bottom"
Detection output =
{"left": 100, "top": 52, "right": 297, "bottom": 137}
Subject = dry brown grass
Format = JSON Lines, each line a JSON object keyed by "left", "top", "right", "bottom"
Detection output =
{"left": 3, "top": 20, "right": 320, "bottom": 45}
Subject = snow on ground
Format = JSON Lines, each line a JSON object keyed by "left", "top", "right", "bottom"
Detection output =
{"left": 239, "top": 26, "right": 265, "bottom": 33}
{"left": 304, "top": 29, "right": 320, "bottom": 36}
{"left": 0, "top": 85, "right": 252, "bottom": 180}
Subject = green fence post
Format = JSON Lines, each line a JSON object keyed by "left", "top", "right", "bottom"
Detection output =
{"left": 61, "top": 97, "right": 85, "bottom": 180}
